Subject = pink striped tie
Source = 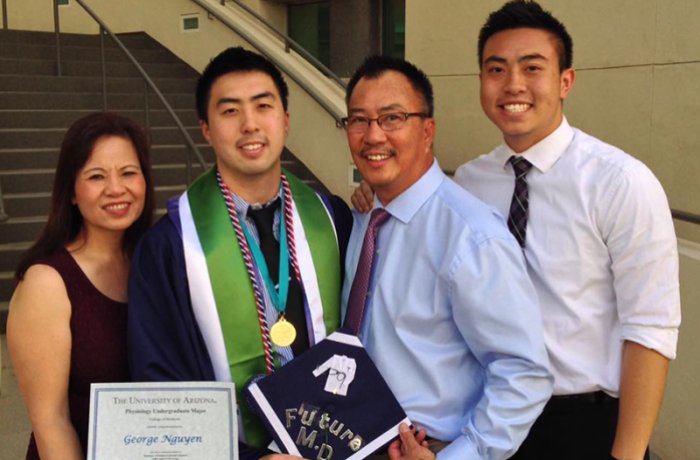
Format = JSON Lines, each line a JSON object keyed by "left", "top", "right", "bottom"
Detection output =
{"left": 344, "top": 208, "right": 390, "bottom": 335}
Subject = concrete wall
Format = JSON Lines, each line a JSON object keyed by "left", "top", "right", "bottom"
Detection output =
{"left": 406, "top": 0, "right": 700, "bottom": 243}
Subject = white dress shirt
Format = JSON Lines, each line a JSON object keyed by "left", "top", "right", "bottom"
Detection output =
{"left": 454, "top": 118, "right": 681, "bottom": 396}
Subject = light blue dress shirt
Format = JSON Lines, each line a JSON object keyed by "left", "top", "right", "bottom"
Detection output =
{"left": 342, "top": 160, "right": 552, "bottom": 460}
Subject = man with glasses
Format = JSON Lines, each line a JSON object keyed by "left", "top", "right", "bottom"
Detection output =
{"left": 340, "top": 55, "right": 552, "bottom": 460}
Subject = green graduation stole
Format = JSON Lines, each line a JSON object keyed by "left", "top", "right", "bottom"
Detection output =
{"left": 185, "top": 167, "right": 341, "bottom": 448}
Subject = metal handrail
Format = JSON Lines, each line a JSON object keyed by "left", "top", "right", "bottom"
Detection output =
{"left": 54, "top": 0, "right": 207, "bottom": 182}
{"left": 672, "top": 209, "right": 700, "bottom": 226}
{"left": 53, "top": 0, "right": 61, "bottom": 76}
{"left": 192, "top": 0, "right": 345, "bottom": 123}
{"left": 1, "top": 0, "right": 8, "bottom": 218}
{"left": 225, "top": 0, "right": 345, "bottom": 88}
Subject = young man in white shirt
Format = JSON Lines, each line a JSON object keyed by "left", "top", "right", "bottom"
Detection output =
{"left": 455, "top": 2, "right": 680, "bottom": 459}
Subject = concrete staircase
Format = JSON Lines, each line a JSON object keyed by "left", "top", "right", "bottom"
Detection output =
{"left": 0, "top": 29, "right": 327, "bottom": 332}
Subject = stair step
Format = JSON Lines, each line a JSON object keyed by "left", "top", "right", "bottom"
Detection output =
{"left": 0, "top": 108, "right": 199, "bottom": 129}
{"left": 0, "top": 216, "right": 45, "bottom": 245}
{"left": 0, "top": 42, "right": 177, "bottom": 64}
{"left": 0, "top": 74, "right": 197, "bottom": 94}
{"left": 0, "top": 57, "right": 198, "bottom": 79}
{"left": 149, "top": 164, "right": 210, "bottom": 187}
{"left": 1, "top": 301, "right": 8, "bottom": 334}
{"left": 0, "top": 270, "right": 23, "bottom": 331}
{"left": 0, "top": 30, "right": 163, "bottom": 49}
{"left": 149, "top": 126, "right": 205, "bottom": 145}
{"left": 0, "top": 186, "right": 186, "bottom": 221}
{"left": 2, "top": 192, "right": 51, "bottom": 219}
{"left": 0, "top": 168, "right": 55, "bottom": 193}
{"left": 0, "top": 143, "right": 213, "bottom": 171}
{"left": 0, "top": 124, "right": 202, "bottom": 149}
{"left": 149, "top": 144, "right": 215, "bottom": 166}
{"left": 0, "top": 166, "right": 206, "bottom": 194}
{"left": 0, "top": 91, "right": 195, "bottom": 111}
{"left": 0, "top": 242, "right": 31, "bottom": 274}
{"left": 0, "top": 148, "right": 59, "bottom": 171}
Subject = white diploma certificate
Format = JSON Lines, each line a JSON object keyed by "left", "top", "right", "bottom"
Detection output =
{"left": 87, "top": 381, "right": 238, "bottom": 460}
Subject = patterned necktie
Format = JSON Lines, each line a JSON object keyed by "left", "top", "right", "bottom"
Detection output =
{"left": 248, "top": 199, "right": 309, "bottom": 356}
{"left": 344, "top": 208, "right": 391, "bottom": 335}
{"left": 507, "top": 156, "right": 534, "bottom": 247}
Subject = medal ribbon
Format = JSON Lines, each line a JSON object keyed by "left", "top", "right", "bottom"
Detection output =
{"left": 281, "top": 175, "right": 303, "bottom": 284}
{"left": 215, "top": 170, "right": 301, "bottom": 374}
{"left": 237, "top": 195, "right": 290, "bottom": 316}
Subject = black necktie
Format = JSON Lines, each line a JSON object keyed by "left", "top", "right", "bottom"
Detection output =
{"left": 248, "top": 199, "right": 309, "bottom": 356}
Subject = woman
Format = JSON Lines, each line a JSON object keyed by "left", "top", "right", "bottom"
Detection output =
{"left": 7, "top": 112, "right": 154, "bottom": 459}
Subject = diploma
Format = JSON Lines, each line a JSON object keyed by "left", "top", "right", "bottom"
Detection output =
{"left": 87, "top": 381, "right": 238, "bottom": 460}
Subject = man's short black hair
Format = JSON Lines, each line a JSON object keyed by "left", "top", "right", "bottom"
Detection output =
{"left": 345, "top": 55, "right": 434, "bottom": 117}
{"left": 195, "top": 46, "right": 289, "bottom": 122}
{"left": 478, "top": 0, "right": 573, "bottom": 71}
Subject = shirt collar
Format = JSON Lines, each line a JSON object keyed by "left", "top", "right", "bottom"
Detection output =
{"left": 373, "top": 159, "right": 443, "bottom": 224}
{"left": 230, "top": 182, "right": 283, "bottom": 215}
{"left": 496, "top": 117, "right": 574, "bottom": 174}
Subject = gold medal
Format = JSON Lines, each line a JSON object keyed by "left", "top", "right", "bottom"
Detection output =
{"left": 270, "top": 317, "right": 297, "bottom": 347}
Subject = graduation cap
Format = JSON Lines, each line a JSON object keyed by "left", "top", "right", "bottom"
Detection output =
{"left": 245, "top": 331, "right": 409, "bottom": 459}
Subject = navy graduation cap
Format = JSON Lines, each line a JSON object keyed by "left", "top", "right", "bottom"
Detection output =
{"left": 245, "top": 331, "right": 409, "bottom": 459}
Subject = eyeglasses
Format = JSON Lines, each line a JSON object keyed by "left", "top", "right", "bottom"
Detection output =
{"left": 338, "top": 112, "right": 429, "bottom": 133}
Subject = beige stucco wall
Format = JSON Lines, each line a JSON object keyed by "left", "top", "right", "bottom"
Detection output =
{"left": 1, "top": 0, "right": 285, "bottom": 34}
{"left": 3, "top": 0, "right": 60, "bottom": 31}
{"left": 406, "top": 0, "right": 700, "bottom": 243}
{"left": 239, "top": 0, "right": 286, "bottom": 33}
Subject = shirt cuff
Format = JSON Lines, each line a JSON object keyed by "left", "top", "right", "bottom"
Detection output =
{"left": 620, "top": 324, "right": 679, "bottom": 360}
{"left": 435, "top": 435, "right": 480, "bottom": 460}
